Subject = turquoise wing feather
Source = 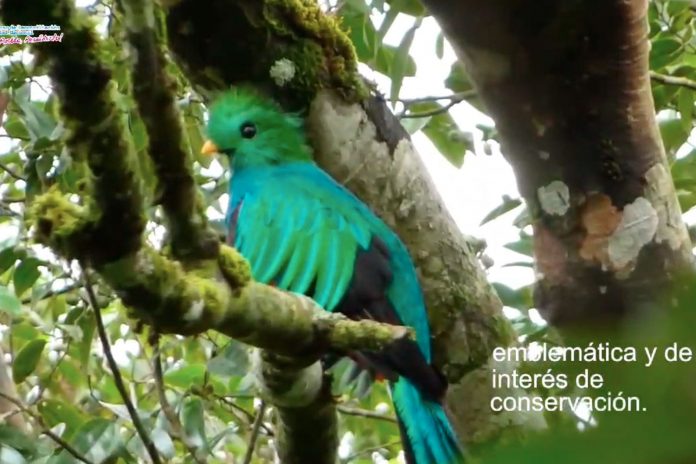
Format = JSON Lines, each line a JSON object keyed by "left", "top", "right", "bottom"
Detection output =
{"left": 231, "top": 164, "right": 371, "bottom": 312}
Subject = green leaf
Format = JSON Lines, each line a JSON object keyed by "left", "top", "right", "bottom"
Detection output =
{"left": 339, "top": 3, "right": 378, "bottom": 63}
{"left": 650, "top": 37, "right": 682, "bottom": 69}
{"left": 678, "top": 88, "right": 694, "bottom": 131}
{"left": 181, "top": 397, "right": 207, "bottom": 453}
{"left": 13, "top": 87, "right": 56, "bottom": 140}
{"left": 504, "top": 234, "right": 534, "bottom": 257}
{"left": 373, "top": 44, "right": 417, "bottom": 78}
{"left": 480, "top": 196, "right": 522, "bottom": 225}
{"left": 12, "top": 338, "right": 47, "bottom": 383}
{"left": 445, "top": 63, "right": 474, "bottom": 93}
{"left": 4, "top": 114, "right": 30, "bottom": 140}
{"left": 400, "top": 114, "right": 432, "bottom": 134}
{"left": 407, "top": 102, "right": 472, "bottom": 167}
{"left": 151, "top": 426, "right": 176, "bottom": 459}
{"left": 78, "top": 310, "right": 96, "bottom": 366}
{"left": 660, "top": 116, "right": 690, "bottom": 157}
{"left": 671, "top": 149, "right": 696, "bottom": 210}
{"left": 0, "top": 285, "right": 21, "bottom": 316}
{"left": 502, "top": 261, "right": 534, "bottom": 268}
{"left": 208, "top": 341, "right": 249, "bottom": 377}
{"left": 390, "top": 19, "right": 420, "bottom": 103}
{"left": 0, "top": 66, "right": 8, "bottom": 88}
{"left": 435, "top": 31, "right": 444, "bottom": 59}
{"left": 11, "top": 322, "right": 38, "bottom": 342}
{"left": 38, "top": 399, "right": 86, "bottom": 440}
{"left": 0, "top": 424, "right": 36, "bottom": 458}
{"left": 492, "top": 283, "right": 533, "bottom": 310}
{"left": 388, "top": 0, "right": 427, "bottom": 16}
{"left": 164, "top": 363, "right": 206, "bottom": 389}
{"left": 49, "top": 418, "right": 120, "bottom": 464}
{"left": 13, "top": 258, "right": 41, "bottom": 297}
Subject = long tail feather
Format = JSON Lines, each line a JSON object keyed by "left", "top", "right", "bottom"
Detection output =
{"left": 392, "top": 378, "right": 465, "bottom": 464}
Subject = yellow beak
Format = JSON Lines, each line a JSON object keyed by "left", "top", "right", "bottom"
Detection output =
{"left": 201, "top": 140, "right": 219, "bottom": 156}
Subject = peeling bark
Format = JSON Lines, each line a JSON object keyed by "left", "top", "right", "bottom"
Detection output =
{"left": 422, "top": 0, "right": 694, "bottom": 328}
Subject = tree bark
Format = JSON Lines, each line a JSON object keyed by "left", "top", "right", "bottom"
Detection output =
{"left": 165, "top": 0, "right": 541, "bottom": 444}
{"left": 422, "top": 0, "right": 694, "bottom": 328}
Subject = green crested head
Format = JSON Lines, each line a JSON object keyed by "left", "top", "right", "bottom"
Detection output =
{"left": 204, "top": 88, "right": 313, "bottom": 169}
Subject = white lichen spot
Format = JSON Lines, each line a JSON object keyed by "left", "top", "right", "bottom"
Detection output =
{"left": 183, "top": 299, "right": 204, "bottom": 321}
{"left": 644, "top": 163, "right": 688, "bottom": 250}
{"left": 599, "top": 286, "right": 607, "bottom": 294}
{"left": 537, "top": 180, "right": 570, "bottom": 216}
{"left": 607, "top": 197, "right": 658, "bottom": 270}
{"left": 269, "top": 58, "right": 296, "bottom": 87}
{"left": 538, "top": 150, "right": 550, "bottom": 160}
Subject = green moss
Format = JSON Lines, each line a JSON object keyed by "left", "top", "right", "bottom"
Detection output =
{"left": 218, "top": 245, "right": 252, "bottom": 291}
{"left": 28, "top": 189, "right": 93, "bottom": 260}
{"left": 98, "top": 248, "right": 231, "bottom": 334}
{"left": 262, "top": 0, "right": 367, "bottom": 100}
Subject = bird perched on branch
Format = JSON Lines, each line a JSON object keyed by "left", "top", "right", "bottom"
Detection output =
{"left": 202, "top": 88, "right": 464, "bottom": 464}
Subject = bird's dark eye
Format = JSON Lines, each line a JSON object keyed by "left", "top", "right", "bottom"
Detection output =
{"left": 240, "top": 122, "right": 256, "bottom": 139}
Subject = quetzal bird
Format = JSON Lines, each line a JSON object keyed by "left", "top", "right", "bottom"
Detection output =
{"left": 202, "top": 89, "right": 464, "bottom": 464}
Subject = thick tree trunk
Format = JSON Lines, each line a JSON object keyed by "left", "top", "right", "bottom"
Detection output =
{"left": 423, "top": 0, "right": 694, "bottom": 328}
{"left": 165, "top": 0, "right": 539, "bottom": 444}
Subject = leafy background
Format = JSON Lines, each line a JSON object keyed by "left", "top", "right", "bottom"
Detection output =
{"left": 0, "top": 0, "right": 695, "bottom": 463}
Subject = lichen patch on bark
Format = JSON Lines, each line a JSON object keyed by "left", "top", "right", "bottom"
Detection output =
{"left": 644, "top": 163, "right": 689, "bottom": 251}
{"left": 607, "top": 196, "right": 658, "bottom": 274}
{"left": 537, "top": 180, "right": 570, "bottom": 216}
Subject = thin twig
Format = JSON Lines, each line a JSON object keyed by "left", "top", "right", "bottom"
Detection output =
{"left": 2, "top": 196, "right": 26, "bottom": 203}
{"left": 21, "top": 282, "right": 80, "bottom": 305}
{"left": 396, "top": 90, "right": 476, "bottom": 104}
{"left": 82, "top": 266, "right": 162, "bottom": 464}
{"left": 242, "top": 400, "right": 267, "bottom": 464}
{"left": 0, "top": 161, "right": 25, "bottom": 181}
{"left": 650, "top": 70, "right": 696, "bottom": 91}
{"left": 0, "top": 391, "right": 94, "bottom": 464}
{"left": 152, "top": 335, "right": 207, "bottom": 464}
{"left": 342, "top": 440, "right": 401, "bottom": 463}
{"left": 398, "top": 90, "right": 477, "bottom": 119}
{"left": 337, "top": 405, "right": 397, "bottom": 423}
{"left": 215, "top": 394, "right": 275, "bottom": 437}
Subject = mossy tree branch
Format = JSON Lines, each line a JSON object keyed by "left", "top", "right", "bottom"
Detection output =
{"left": 122, "top": 0, "right": 219, "bottom": 261}
{"left": 2, "top": 2, "right": 412, "bottom": 462}
{"left": 4, "top": 2, "right": 146, "bottom": 268}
